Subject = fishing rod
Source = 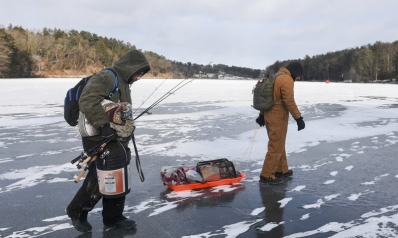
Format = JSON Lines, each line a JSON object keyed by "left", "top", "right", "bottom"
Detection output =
{"left": 70, "top": 137, "right": 112, "bottom": 166}
{"left": 74, "top": 153, "right": 99, "bottom": 183}
{"left": 71, "top": 138, "right": 112, "bottom": 183}
{"left": 72, "top": 70, "right": 194, "bottom": 183}
{"left": 134, "top": 78, "right": 193, "bottom": 120}
{"left": 134, "top": 77, "right": 194, "bottom": 120}
{"left": 132, "top": 78, "right": 168, "bottom": 115}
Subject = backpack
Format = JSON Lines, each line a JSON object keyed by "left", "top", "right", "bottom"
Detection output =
{"left": 252, "top": 71, "right": 287, "bottom": 111}
{"left": 64, "top": 68, "right": 119, "bottom": 126}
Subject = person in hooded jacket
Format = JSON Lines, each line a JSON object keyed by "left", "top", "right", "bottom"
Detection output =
{"left": 255, "top": 62, "right": 305, "bottom": 185}
{"left": 66, "top": 50, "right": 150, "bottom": 232}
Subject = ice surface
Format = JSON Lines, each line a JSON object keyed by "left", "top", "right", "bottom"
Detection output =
{"left": 0, "top": 79, "right": 398, "bottom": 237}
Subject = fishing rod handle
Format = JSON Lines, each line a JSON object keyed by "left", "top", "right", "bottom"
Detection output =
{"left": 74, "top": 154, "right": 98, "bottom": 183}
{"left": 74, "top": 170, "right": 86, "bottom": 183}
{"left": 87, "top": 141, "right": 106, "bottom": 156}
{"left": 71, "top": 154, "right": 82, "bottom": 164}
{"left": 71, "top": 152, "right": 86, "bottom": 164}
{"left": 78, "top": 141, "right": 108, "bottom": 168}
{"left": 85, "top": 155, "right": 98, "bottom": 169}
{"left": 77, "top": 156, "right": 92, "bottom": 169}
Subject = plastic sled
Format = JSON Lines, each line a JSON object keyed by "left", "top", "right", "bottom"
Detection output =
{"left": 167, "top": 172, "right": 246, "bottom": 191}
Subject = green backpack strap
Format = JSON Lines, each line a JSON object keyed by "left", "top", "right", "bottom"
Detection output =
{"left": 272, "top": 71, "right": 288, "bottom": 103}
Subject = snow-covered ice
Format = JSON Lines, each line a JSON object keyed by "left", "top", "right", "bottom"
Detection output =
{"left": 0, "top": 78, "right": 397, "bottom": 237}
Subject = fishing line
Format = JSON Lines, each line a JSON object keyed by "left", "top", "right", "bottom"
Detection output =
{"left": 133, "top": 78, "right": 168, "bottom": 115}
{"left": 128, "top": 77, "right": 194, "bottom": 182}
{"left": 134, "top": 78, "right": 194, "bottom": 121}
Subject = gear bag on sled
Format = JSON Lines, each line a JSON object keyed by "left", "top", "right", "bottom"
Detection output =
{"left": 252, "top": 71, "right": 287, "bottom": 111}
{"left": 63, "top": 68, "right": 119, "bottom": 126}
{"left": 197, "top": 158, "right": 237, "bottom": 182}
{"left": 160, "top": 158, "right": 238, "bottom": 185}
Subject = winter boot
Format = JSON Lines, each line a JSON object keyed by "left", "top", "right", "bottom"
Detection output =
{"left": 275, "top": 169, "right": 293, "bottom": 178}
{"left": 104, "top": 216, "right": 136, "bottom": 230}
{"left": 70, "top": 211, "right": 92, "bottom": 232}
{"left": 259, "top": 175, "right": 283, "bottom": 185}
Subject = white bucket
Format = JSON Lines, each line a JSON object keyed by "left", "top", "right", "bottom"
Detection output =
{"left": 97, "top": 162, "right": 131, "bottom": 198}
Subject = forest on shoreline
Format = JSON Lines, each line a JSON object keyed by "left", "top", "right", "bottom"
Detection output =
{"left": 1, "top": 24, "right": 397, "bottom": 82}
{"left": 0, "top": 24, "right": 261, "bottom": 79}
{"left": 266, "top": 41, "right": 398, "bottom": 83}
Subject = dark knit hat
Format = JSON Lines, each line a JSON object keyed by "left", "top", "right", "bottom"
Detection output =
{"left": 286, "top": 62, "right": 304, "bottom": 79}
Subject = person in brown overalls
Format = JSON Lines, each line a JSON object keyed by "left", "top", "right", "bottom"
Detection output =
{"left": 255, "top": 62, "right": 305, "bottom": 185}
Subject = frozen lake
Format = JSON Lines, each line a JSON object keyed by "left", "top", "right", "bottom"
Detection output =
{"left": 0, "top": 78, "right": 397, "bottom": 238}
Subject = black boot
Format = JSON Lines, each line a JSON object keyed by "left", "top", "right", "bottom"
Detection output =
{"left": 104, "top": 216, "right": 136, "bottom": 230}
{"left": 71, "top": 212, "right": 92, "bottom": 232}
{"left": 259, "top": 175, "right": 283, "bottom": 185}
{"left": 275, "top": 169, "right": 293, "bottom": 178}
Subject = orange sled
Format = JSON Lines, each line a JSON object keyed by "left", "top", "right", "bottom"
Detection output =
{"left": 167, "top": 172, "right": 246, "bottom": 191}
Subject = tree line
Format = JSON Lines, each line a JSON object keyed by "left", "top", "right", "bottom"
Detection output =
{"left": 0, "top": 24, "right": 261, "bottom": 79}
{"left": 1, "top": 24, "right": 397, "bottom": 82}
{"left": 265, "top": 41, "right": 398, "bottom": 82}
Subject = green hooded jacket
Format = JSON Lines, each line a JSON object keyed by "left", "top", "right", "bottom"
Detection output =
{"left": 79, "top": 50, "right": 150, "bottom": 139}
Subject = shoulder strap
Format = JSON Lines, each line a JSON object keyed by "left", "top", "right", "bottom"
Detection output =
{"left": 273, "top": 71, "right": 288, "bottom": 79}
{"left": 101, "top": 68, "right": 119, "bottom": 98}
{"left": 132, "top": 134, "right": 145, "bottom": 182}
{"left": 272, "top": 71, "right": 288, "bottom": 103}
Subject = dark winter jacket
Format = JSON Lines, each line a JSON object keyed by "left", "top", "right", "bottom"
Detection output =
{"left": 79, "top": 50, "right": 150, "bottom": 134}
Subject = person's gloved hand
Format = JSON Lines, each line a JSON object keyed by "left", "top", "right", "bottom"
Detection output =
{"left": 255, "top": 113, "right": 265, "bottom": 127}
{"left": 101, "top": 123, "right": 117, "bottom": 139}
{"left": 295, "top": 117, "right": 305, "bottom": 131}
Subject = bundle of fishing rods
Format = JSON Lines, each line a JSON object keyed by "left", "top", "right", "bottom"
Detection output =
{"left": 71, "top": 77, "right": 194, "bottom": 183}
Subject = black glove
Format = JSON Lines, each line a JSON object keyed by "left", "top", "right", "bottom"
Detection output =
{"left": 101, "top": 123, "right": 117, "bottom": 139}
{"left": 295, "top": 117, "right": 305, "bottom": 131}
{"left": 255, "top": 113, "right": 265, "bottom": 127}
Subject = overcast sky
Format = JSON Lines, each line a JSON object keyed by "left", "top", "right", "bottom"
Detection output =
{"left": 1, "top": 0, "right": 397, "bottom": 69}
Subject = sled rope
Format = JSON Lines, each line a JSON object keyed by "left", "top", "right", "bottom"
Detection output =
{"left": 236, "top": 124, "right": 260, "bottom": 171}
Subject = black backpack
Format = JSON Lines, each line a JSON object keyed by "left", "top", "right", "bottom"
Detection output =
{"left": 64, "top": 68, "right": 119, "bottom": 126}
